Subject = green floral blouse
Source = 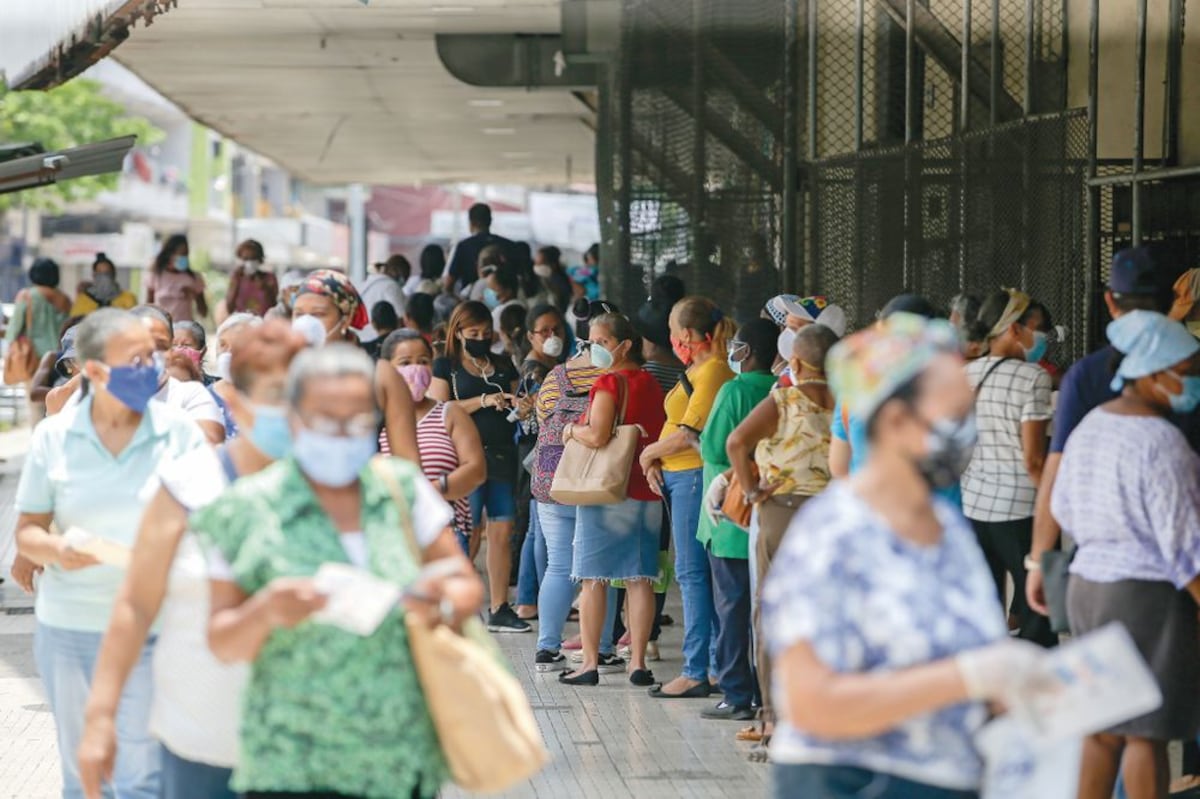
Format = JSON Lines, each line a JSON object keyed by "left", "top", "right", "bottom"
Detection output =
{"left": 192, "top": 457, "right": 447, "bottom": 799}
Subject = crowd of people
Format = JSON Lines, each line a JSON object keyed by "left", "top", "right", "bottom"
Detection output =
{"left": 4, "top": 198, "right": 1200, "bottom": 799}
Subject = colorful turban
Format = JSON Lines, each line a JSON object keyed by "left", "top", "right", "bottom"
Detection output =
{"left": 1169, "top": 269, "right": 1200, "bottom": 322}
{"left": 765, "top": 294, "right": 848, "bottom": 337}
{"left": 827, "top": 312, "right": 961, "bottom": 419}
{"left": 1107, "top": 310, "right": 1199, "bottom": 391}
{"left": 297, "top": 269, "right": 368, "bottom": 330}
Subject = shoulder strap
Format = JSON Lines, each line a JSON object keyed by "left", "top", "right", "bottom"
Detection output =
{"left": 679, "top": 372, "right": 695, "bottom": 397}
{"left": 215, "top": 446, "right": 239, "bottom": 483}
{"left": 975, "top": 356, "right": 1013, "bottom": 396}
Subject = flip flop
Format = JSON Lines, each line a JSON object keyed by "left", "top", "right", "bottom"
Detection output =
{"left": 736, "top": 725, "right": 763, "bottom": 742}
{"left": 648, "top": 681, "right": 712, "bottom": 699}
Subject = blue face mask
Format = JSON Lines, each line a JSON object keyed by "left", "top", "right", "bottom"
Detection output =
{"left": 589, "top": 342, "right": 614, "bottom": 369}
{"left": 483, "top": 287, "right": 501, "bottom": 310}
{"left": 1163, "top": 372, "right": 1200, "bottom": 414}
{"left": 1023, "top": 329, "right": 1048, "bottom": 363}
{"left": 102, "top": 361, "right": 162, "bottom": 413}
{"left": 292, "top": 427, "right": 376, "bottom": 487}
{"left": 172, "top": 255, "right": 189, "bottom": 271}
{"left": 248, "top": 403, "right": 292, "bottom": 459}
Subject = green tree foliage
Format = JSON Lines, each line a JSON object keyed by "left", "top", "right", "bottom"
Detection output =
{"left": 0, "top": 76, "right": 163, "bottom": 212}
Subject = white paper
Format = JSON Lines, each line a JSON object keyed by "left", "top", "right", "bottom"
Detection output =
{"left": 977, "top": 717, "right": 1081, "bottom": 799}
{"left": 1008, "top": 623, "right": 1162, "bottom": 742}
{"left": 62, "top": 527, "right": 131, "bottom": 569}
{"left": 311, "top": 562, "right": 401, "bottom": 637}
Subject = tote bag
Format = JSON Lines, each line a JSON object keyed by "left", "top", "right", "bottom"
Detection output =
{"left": 549, "top": 372, "right": 643, "bottom": 505}
{"left": 3, "top": 292, "right": 38, "bottom": 385}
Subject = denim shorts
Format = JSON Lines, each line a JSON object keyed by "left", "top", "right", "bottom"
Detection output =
{"left": 572, "top": 498, "right": 661, "bottom": 582}
{"left": 469, "top": 477, "right": 517, "bottom": 525}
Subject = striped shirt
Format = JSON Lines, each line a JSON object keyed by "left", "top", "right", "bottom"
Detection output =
{"left": 643, "top": 359, "right": 685, "bottom": 396}
{"left": 380, "top": 402, "right": 470, "bottom": 536}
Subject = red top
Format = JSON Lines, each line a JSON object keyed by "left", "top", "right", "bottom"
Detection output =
{"left": 583, "top": 368, "right": 666, "bottom": 502}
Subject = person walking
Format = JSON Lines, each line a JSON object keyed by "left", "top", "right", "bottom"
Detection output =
{"left": 146, "top": 235, "right": 207, "bottom": 323}
{"left": 6, "top": 257, "right": 71, "bottom": 373}
{"left": 642, "top": 296, "right": 736, "bottom": 699}
{"left": 194, "top": 344, "right": 484, "bottom": 799}
{"left": 13, "top": 308, "right": 210, "bottom": 798}
{"left": 1051, "top": 311, "right": 1200, "bottom": 799}
{"left": 222, "top": 239, "right": 278, "bottom": 318}
{"left": 557, "top": 312, "right": 666, "bottom": 687}
{"left": 763, "top": 312, "right": 1043, "bottom": 799}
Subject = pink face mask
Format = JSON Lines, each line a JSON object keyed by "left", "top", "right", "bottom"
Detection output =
{"left": 398, "top": 363, "right": 432, "bottom": 402}
{"left": 174, "top": 346, "right": 203, "bottom": 369}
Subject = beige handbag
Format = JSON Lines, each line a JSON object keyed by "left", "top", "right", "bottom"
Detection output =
{"left": 372, "top": 460, "right": 550, "bottom": 793}
{"left": 549, "top": 372, "right": 644, "bottom": 505}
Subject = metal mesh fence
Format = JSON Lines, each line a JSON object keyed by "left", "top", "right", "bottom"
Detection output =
{"left": 811, "top": 109, "right": 1091, "bottom": 362}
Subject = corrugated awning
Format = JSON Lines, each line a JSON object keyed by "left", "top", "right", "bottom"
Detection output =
{"left": 0, "top": 135, "right": 137, "bottom": 195}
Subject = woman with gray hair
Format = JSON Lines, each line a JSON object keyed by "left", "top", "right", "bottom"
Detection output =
{"left": 11, "top": 308, "right": 209, "bottom": 798}
{"left": 192, "top": 343, "right": 484, "bottom": 799}
{"left": 209, "top": 312, "right": 264, "bottom": 438}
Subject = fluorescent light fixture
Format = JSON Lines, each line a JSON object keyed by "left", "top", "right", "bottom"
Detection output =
{"left": 483, "top": 127, "right": 516, "bottom": 135}
{"left": 432, "top": 6, "right": 475, "bottom": 13}
{"left": 468, "top": 99, "right": 504, "bottom": 108}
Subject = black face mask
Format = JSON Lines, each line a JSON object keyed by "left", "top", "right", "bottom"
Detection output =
{"left": 462, "top": 337, "right": 492, "bottom": 359}
{"left": 912, "top": 412, "right": 978, "bottom": 490}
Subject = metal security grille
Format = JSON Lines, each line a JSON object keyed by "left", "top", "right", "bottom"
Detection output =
{"left": 811, "top": 109, "right": 1091, "bottom": 361}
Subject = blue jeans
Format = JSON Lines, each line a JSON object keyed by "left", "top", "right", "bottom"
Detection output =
{"left": 516, "top": 500, "right": 546, "bottom": 607}
{"left": 34, "top": 623, "right": 161, "bottom": 799}
{"left": 161, "top": 746, "right": 236, "bottom": 799}
{"left": 663, "top": 467, "right": 716, "bottom": 681}
{"left": 709, "top": 552, "right": 755, "bottom": 707}
{"left": 536, "top": 502, "right": 577, "bottom": 653}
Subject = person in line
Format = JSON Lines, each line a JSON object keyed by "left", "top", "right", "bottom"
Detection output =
{"left": 381, "top": 329, "right": 485, "bottom": 554}
{"left": 497, "top": 304, "right": 530, "bottom": 367}
{"left": 71, "top": 253, "right": 137, "bottom": 315}
{"left": 1028, "top": 247, "right": 1172, "bottom": 615}
{"left": 532, "top": 246, "right": 574, "bottom": 311}
{"left": 363, "top": 301, "right": 400, "bottom": 361}
{"left": 483, "top": 262, "right": 524, "bottom": 348}
{"left": 1051, "top": 311, "right": 1200, "bottom": 799}
{"left": 194, "top": 345, "right": 485, "bottom": 799}
{"left": 290, "top": 269, "right": 420, "bottom": 464}
{"left": 135, "top": 306, "right": 226, "bottom": 444}
{"left": 5, "top": 257, "right": 71, "bottom": 388}
{"left": 78, "top": 321, "right": 304, "bottom": 799}
{"left": 355, "top": 255, "right": 407, "bottom": 341}
{"left": 428, "top": 301, "right": 526, "bottom": 632}
{"left": 28, "top": 317, "right": 83, "bottom": 416}
{"left": 443, "top": 203, "right": 513, "bottom": 297}
{"left": 723, "top": 323, "right": 839, "bottom": 758}
{"left": 763, "top": 312, "right": 1044, "bottom": 799}
{"left": 412, "top": 244, "right": 444, "bottom": 296}
{"left": 13, "top": 308, "right": 210, "bottom": 798}
{"left": 404, "top": 293, "right": 436, "bottom": 341}
{"left": 264, "top": 270, "right": 305, "bottom": 322}
{"left": 639, "top": 276, "right": 688, "bottom": 395}
{"left": 642, "top": 296, "right": 736, "bottom": 700}
{"left": 949, "top": 294, "right": 986, "bottom": 359}
{"left": 172, "top": 321, "right": 214, "bottom": 383}
{"left": 961, "top": 288, "right": 1056, "bottom": 646}
{"left": 207, "top": 313, "right": 263, "bottom": 439}
{"left": 568, "top": 243, "right": 601, "bottom": 301}
{"left": 221, "top": 239, "right": 278, "bottom": 319}
{"left": 694, "top": 319, "right": 781, "bottom": 722}
{"left": 558, "top": 312, "right": 666, "bottom": 687}
{"left": 146, "top": 234, "right": 207, "bottom": 323}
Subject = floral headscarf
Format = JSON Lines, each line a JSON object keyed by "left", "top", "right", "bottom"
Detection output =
{"left": 1169, "top": 269, "right": 1200, "bottom": 322}
{"left": 828, "top": 312, "right": 961, "bottom": 419}
{"left": 296, "top": 269, "right": 368, "bottom": 330}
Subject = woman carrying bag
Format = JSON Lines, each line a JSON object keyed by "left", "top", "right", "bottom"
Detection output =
{"left": 556, "top": 312, "right": 665, "bottom": 687}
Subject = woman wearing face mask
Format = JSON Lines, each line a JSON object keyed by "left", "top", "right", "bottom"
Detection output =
{"left": 428, "top": 301, "right": 525, "bottom": 632}
{"left": 207, "top": 313, "right": 263, "bottom": 440}
{"left": 723, "top": 323, "right": 839, "bottom": 758}
{"left": 77, "top": 321, "right": 304, "bottom": 799}
{"left": 172, "top": 321, "right": 215, "bottom": 383}
{"left": 558, "top": 313, "right": 666, "bottom": 686}
{"left": 290, "top": 269, "right": 420, "bottom": 464}
{"left": 194, "top": 344, "right": 484, "bottom": 799}
{"left": 482, "top": 263, "right": 525, "bottom": 353}
{"left": 147, "top": 234, "right": 208, "bottom": 323}
{"left": 640, "top": 296, "right": 737, "bottom": 700}
{"left": 765, "top": 294, "right": 848, "bottom": 384}
{"left": 961, "top": 288, "right": 1056, "bottom": 647}
{"left": 763, "top": 313, "right": 1044, "bottom": 799}
{"left": 12, "top": 308, "right": 210, "bottom": 798}
{"left": 1050, "top": 311, "right": 1200, "bottom": 799}
{"left": 380, "top": 329, "right": 486, "bottom": 553}
{"left": 72, "top": 253, "right": 138, "bottom": 315}
{"left": 532, "top": 246, "right": 574, "bottom": 311}
{"left": 222, "top": 239, "right": 278, "bottom": 319}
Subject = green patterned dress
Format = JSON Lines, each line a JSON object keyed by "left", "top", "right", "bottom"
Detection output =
{"left": 191, "top": 457, "right": 447, "bottom": 799}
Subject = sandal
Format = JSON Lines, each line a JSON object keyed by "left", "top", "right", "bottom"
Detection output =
{"left": 736, "top": 725, "right": 763, "bottom": 743}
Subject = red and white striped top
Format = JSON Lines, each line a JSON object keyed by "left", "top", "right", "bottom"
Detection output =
{"left": 381, "top": 402, "right": 470, "bottom": 536}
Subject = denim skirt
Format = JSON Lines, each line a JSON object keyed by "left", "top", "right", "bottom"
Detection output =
{"left": 572, "top": 498, "right": 662, "bottom": 582}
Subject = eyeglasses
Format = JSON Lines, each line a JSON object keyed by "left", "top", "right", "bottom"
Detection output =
{"left": 297, "top": 411, "right": 380, "bottom": 438}
{"left": 531, "top": 328, "right": 559, "bottom": 338}
{"left": 108, "top": 352, "right": 164, "bottom": 370}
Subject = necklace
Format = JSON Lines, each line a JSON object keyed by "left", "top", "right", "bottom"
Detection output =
{"left": 794, "top": 377, "right": 827, "bottom": 386}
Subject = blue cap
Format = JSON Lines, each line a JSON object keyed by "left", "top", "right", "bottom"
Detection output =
{"left": 55, "top": 327, "right": 78, "bottom": 371}
{"left": 1109, "top": 247, "right": 1162, "bottom": 296}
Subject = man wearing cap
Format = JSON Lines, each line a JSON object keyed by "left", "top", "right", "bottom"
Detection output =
{"left": 1028, "top": 246, "right": 1174, "bottom": 615}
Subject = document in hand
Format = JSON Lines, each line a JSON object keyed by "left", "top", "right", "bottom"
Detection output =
{"left": 62, "top": 527, "right": 131, "bottom": 569}
{"left": 311, "top": 562, "right": 402, "bottom": 637}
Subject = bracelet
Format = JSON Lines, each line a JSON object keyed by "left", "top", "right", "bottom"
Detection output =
{"left": 438, "top": 474, "right": 449, "bottom": 494}
{"left": 480, "top": 394, "right": 488, "bottom": 409}
{"left": 1023, "top": 554, "right": 1042, "bottom": 572}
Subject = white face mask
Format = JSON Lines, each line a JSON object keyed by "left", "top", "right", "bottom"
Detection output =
{"left": 542, "top": 335, "right": 564, "bottom": 358}
{"left": 534, "top": 264, "right": 553, "bottom": 279}
{"left": 776, "top": 328, "right": 797, "bottom": 362}
{"left": 292, "top": 315, "right": 327, "bottom": 348}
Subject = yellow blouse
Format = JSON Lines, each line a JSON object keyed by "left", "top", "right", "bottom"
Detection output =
{"left": 659, "top": 356, "right": 734, "bottom": 472}
{"left": 754, "top": 385, "right": 833, "bottom": 497}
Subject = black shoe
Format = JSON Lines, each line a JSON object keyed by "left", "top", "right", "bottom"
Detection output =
{"left": 559, "top": 669, "right": 599, "bottom": 686}
{"left": 487, "top": 603, "right": 532, "bottom": 633}
{"left": 597, "top": 653, "right": 626, "bottom": 674}
{"left": 535, "top": 649, "right": 567, "bottom": 673}
{"left": 658, "top": 613, "right": 675, "bottom": 626}
{"left": 629, "top": 669, "right": 655, "bottom": 687}
{"left": 701, "top": 701, "right": 757, "bottom": 721}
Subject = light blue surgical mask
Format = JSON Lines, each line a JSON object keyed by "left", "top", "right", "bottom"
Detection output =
{"left": 292, "top": 428, "right": 376, "bottom": 487}
{"left": 248, "top": 403, "right": 292, "bottom": 459}
{"left": 1163, "top": 371, "right": 1200, "bottom": 414}
{"left": 483, "top": 287, "right": 501, "bottom": 310}
{"left": 172, "top": 255, "right": 189, "bottom": 271}
{"left": 1023, "top": 329, "right": 1048, "bottom": 363}
{"left": 589, "top": 342, "right": 614, "bottom": 369}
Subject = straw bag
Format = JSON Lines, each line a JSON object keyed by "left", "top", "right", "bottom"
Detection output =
{"left": 3, "top": 292, "right": 37, "bottom": 385}
{"left": 372, "top": 460, "right": 550, "bottom": 793}
{"left": 549, "top": 372, "right": 643, "bottom": 505}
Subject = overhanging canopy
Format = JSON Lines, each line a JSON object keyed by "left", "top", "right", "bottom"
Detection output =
{"left": 0, "top": 135, "right": 137, "bottom": 196}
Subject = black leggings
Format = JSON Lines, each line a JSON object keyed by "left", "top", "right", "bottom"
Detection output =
{"left": 970, "top": 516, "right": 1057, "bottom": 647}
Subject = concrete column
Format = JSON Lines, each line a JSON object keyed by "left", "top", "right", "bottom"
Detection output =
{"left": 348, "top": 183, "right": 366, "bottom": 282}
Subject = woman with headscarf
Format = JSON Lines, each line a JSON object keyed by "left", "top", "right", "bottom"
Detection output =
{"left": 71, "top": 253, "right": 138, "bottom": 315}
{"left": 290, "top": 268, "right": 420, "bottom": 465}
{"left": 763, "top": 313, "right": 1044, "bottom": 799}
{"left": 1050, "top": 311, "right": 1200, "bottom": 799}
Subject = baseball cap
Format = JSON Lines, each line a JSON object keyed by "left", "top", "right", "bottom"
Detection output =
{"left": 55, "top": 327, "right": 79, "bottom": 373}
{"left": 1108, "top": 247, "right": 1162, "bottom": 296}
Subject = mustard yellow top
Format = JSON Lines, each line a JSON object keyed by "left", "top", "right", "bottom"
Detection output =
{"left": 70, "top": 291, "right": 138, "bottom": 316}
{"left": 659, "top": 356, "right": 734, "bottom": 472}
